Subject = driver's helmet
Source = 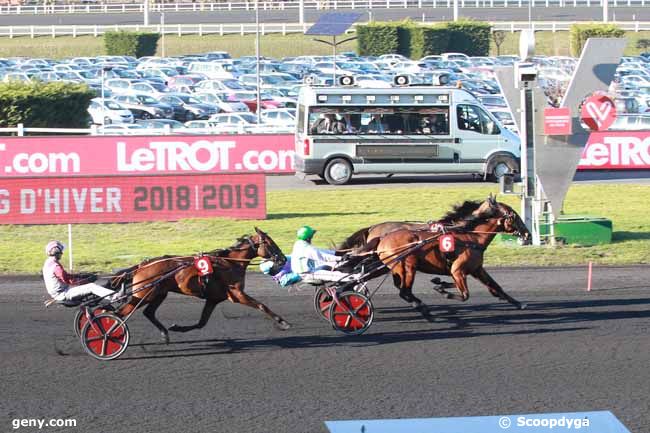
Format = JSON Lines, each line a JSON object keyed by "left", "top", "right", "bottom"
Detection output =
{"left": 296, "top": 225, "right": 316, "bottom": 242}
{"left": 45, "top": 240, "right": 65, "bottom": 256}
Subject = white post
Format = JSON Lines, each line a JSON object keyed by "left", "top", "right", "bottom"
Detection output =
{"left": 299, "top": 0, "right": 304, "bottom": 25}
{"left": 67, "top": 224, "right": 73, "bottom": 271}
{"left": 101, "top": 68, "right": 106, "bottom": 127}
{"left": 453, "top": 0, "right": 458, "bottom": 21}
{"left": 161, "top": 12, "right": 166, "bottom": 57}
{"left": 144, "top": 0, "right": 149, "bottom": 26}
{"left": 603, "top": 0, "right": 608, "bottom": 22}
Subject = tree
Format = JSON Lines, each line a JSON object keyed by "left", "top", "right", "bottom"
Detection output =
{"left": 492, "top": 30, "right": 507, "bottom": 56}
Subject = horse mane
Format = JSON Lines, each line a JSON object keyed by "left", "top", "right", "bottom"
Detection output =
{"left": 439, "top": 200, "right": 500, "bottom": 231}
{"left": 338, "top": 226, "right": 371, "bottom": 250}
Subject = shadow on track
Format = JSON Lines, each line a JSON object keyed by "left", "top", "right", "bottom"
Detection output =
{"left": 113, "top": 296, "right": 650, "bottom": 361}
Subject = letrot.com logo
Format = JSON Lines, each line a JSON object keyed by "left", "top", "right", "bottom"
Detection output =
{"left": 499, "top": 416, "right": 590, "bottom": 430}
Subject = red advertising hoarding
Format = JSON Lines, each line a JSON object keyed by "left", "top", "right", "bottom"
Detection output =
{"left": 578, "top": 131, "right": 650, "bottom": 170}
{"left": 1, "top": 132, "right": 649, "bottom": 175}
{"left": 0, "top": 174, "right": 265, "bottom": 224}
{"left": 0, "top": 134, "right": 294, "bottom": 178}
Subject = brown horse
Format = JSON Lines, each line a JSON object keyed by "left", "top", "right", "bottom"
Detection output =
{"left": 355, "top": 196, "right": 531, "bottom": 316}
{"left": 337, "top": 201, "right": 486, "bottom": 251}
{"left": 115, "top": 227, "right": 290, "bottom": 343}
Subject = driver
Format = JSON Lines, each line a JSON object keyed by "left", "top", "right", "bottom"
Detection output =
{"left": 43, "top": 240, "right": 123, "bottom": 303}
{"left": 290, "top": 226, "right": 357, "bottom": 282}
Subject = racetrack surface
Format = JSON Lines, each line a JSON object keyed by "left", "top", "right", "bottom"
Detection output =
{"left": 0, "top": 6, "right": 648, "bottom": 26}
{"left": 2, "top": 265, "right": 649, "bottom": 433}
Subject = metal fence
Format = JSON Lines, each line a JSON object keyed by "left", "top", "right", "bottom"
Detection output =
{"left": 0, "top": 0, "right": 648, "bottom": 15}
{"left": 0, "top": 20, "right": 649, "bottom": 37}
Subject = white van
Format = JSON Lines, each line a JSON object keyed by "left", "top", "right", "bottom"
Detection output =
{"left": 294, "top": 86, "right": 521, "bottom": 185}
{"left": 187, "top": 61, "right": 235, "bottom": 80}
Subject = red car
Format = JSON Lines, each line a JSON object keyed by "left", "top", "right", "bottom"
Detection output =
{"left": 227, "top": 91, "right": 282, "bottom": 112}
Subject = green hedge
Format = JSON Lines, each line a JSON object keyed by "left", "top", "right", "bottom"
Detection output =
{"left": 0, "top": 81, "right": 95, "bottom": 128}
{"left": 103, "top": 31, "right": 160, "bottom": 58}
{"left": 569, "top": 23, "right": 625, "bottom": 57}
{"left": 356, "top": 23, "right": 401, "bottom": 56}
{"left": 445, "top": 20, "right": 492, "bottom": 56}
{"left": 357, "top": 20, "right": 490, "bottom": 58}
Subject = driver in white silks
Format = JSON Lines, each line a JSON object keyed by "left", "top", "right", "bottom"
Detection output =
{"left": 290, "top": 226, "right": 358, "bottom": 283}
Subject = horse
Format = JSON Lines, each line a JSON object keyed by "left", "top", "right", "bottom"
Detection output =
{"left": 354, "top": 195, "right": 531, "bottom": 317}
{"left": 114, "top": 227, "right": 290, "bottom": 343}
{"left": 337, "top": 201, "right": 485, "bottom": 251}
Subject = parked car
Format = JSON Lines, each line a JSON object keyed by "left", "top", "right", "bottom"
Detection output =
{"left": 87, "top": 98, "right": 134, "bottom": 125}
{"left": 113, "top": 94, "right": 175, "bottom": 119}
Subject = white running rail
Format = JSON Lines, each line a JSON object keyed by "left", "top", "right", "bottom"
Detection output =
{"left": 0, "top": 20, "right": 649, "bottom": 38}
{"left": 0, "top": 0, "right": 647, "bottom": 16}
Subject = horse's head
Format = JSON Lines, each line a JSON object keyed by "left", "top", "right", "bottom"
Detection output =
{"left": 485, "top": 195, "right": 531, "bottom": 244}
{"left": 250, "top": 227, "right": 287, "bottom": 270}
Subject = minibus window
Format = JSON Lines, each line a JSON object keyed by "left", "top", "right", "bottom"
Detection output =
{"left": 457, "top": 105, "right": 499, "bottom": 135}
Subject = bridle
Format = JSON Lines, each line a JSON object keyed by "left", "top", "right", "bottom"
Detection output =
{"left": 238, "top": 234, "right": 286, "bottom": 267}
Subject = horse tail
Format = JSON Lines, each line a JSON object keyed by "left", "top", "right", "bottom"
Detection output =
{"left": 338, "top": 226, "right": 371, "bottom": 250}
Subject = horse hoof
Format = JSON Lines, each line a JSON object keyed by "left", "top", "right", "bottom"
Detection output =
{"left": 277, "top": 320, "right": 291, "bottom": 331}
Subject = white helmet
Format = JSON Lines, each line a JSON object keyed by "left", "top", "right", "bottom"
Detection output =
{"left": 45, "top": 240, "right": 65, "bottom": 256}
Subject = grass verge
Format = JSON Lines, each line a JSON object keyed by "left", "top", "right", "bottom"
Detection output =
{"left": 2, "top": 183, "right": 649, "bottom": 275}
{"left": 0, "top": 30, "right": 647, "bottom": 59}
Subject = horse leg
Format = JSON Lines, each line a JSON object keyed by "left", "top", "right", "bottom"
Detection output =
{"left": 142, "top": 292, "right": 170, "bottom": 344}
{"left": 448, "top": 265, "right": 471, "bottom": 302}
{"left": 169, "top": 300, "right": 219, "bottom": 333}
{"left": 473, "top": 266, "right": 526, "bottom": 310}
{"left": 393, "top": 260, "right": 430, "bottom": 318}
{"left": 228, "top": 289, "right": 291, "bottom": 330}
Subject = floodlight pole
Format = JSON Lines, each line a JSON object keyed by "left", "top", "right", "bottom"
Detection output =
{"left": 299, "top": 0, "right": 304, "bottom": 25}
{"left": 161, "top": 12, "right": 166, "bottom": 57}
{"left": 313, "top": 36, "right": 357, "bottom": 87}
{"left": 453, "top": 0, "right": 459, "bottom": 21}
{"left": 256, "top": 0, "right": 261, "bottom": 118}
{"left": 144, "top": 0, "right": 149, "bottom": 26}
{"left": 603, "top": 0, "right": 608, "bottom": 22}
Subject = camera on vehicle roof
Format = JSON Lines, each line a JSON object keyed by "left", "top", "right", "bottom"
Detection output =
{"left": 393, "top": 74, "right": 410, "bottom": 87}
{"left": 338, "top": 75, "right": 355, "bottom": 87}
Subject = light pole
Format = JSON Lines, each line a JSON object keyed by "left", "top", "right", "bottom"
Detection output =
{"left": 453, "top": 0, "right": 458, "bottom": 21}
{"left": 161, "top": 12, "right": 166, "bottom": 57}
{"left": 255, "top": 0, "right": 261, "bottom": 120}
{"left": 100, "top": 66, "right": 113, "bottom": 131}
{"left": 603, "top": 0, "right": 608, "bottom": 22}
{"left": 144, "top": 0, "right": 149, "bottom": 26}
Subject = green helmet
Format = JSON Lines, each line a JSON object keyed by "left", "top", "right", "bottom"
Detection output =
{"left": 296, "top": 225, "right": 316, "bottom": 241}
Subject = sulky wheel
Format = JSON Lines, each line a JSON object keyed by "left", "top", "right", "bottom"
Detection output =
{"left": 74, "top": 307, "right": 108, "bottom": 338}
{"left": 313, "top": 286, "right": 334, "bottom": 321}
{"left": 80, "top": 313, "right": 130, "bottom": 361}
{"left": 328, "top": 292, "right": 374, "bottom": 336}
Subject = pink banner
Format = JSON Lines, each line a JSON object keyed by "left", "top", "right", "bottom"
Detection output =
{"left": 0, "top": 134, "right": 295, "bottom": 177}
{"left": 0, "top": 174, "right": 266, "bottom": 224}
{"left": 578, "top": 131, "right": 650, "bottom": 170}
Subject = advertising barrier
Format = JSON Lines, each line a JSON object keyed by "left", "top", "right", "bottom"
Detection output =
{"left": 1, "top": 132, "right": 649, "bottom": 177}
{"left": 0, "top": 134, "right": 295, "bottom": 177}
{"left": 0, "top": 173, "right": 266, "bottom": 224}
{"left": 578, "top": 131, "right": 650, "bottom": 170}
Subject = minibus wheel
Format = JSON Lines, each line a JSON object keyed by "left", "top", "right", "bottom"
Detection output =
{"left": 323, "top": 158, "right": 353, "bottom": 185}
{"left": 486, "top": 156, "right": 518, "bottom": 182}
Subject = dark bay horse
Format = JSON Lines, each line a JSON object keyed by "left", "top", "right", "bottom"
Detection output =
{"left": 355, "top": 196, "right": 531, "bottom": 316}
{"left": 338, "top": 201, "right": 486, "bottom": 251}
{"left": 115, "top": 227, "right": 290, "bottom": 343}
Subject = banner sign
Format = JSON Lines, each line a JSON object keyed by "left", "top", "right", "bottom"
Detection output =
{"left": 1, "top": 132, "right": 649, "bottom": 176}
{"left": 0, "top": 134, "right": 294, "bottom": 178}
{"left": 0, "top": 174, "right": 265, "bottom": 224}
{"left": 578, "top": 131, "right": 650, "bottom": 170}
{"left": 326, "top": 411, "right": 631, "bottom": 433}
{"left": 543, "top": 107, "right": 572, "bottom": 135}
